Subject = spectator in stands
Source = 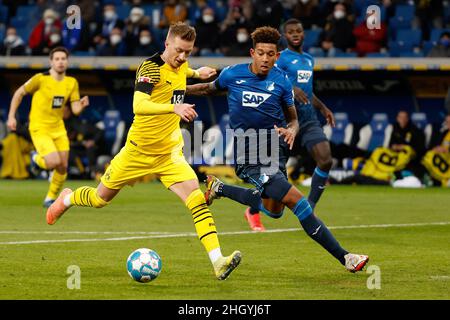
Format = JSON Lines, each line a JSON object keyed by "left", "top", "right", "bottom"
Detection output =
{"left": 353, "top": 14, "right": 387, "bottom": 57}
{"left": 64, "top": 107, "right": 105, "bottom": 180}
{"left": 291, "top": 0, "right": 322, "bottom": 29}
{"left": 193, "top": 7, "right": 220, "bottom": 56}
{"left": 228, "top": 0, "right": 253, "bottom": 21}
{"left": 389, "top": 110, "right": 426, "bottom": 180}
{"left": 131, "top": 29, "right": 160, "bottom": 56}
{"left": 124, "top": 7, "right": 152, "bottom": 48}
{"left": 29, "top": 9, "right": 63, "bottom": 56}
{"left": 225, "top": 27, "right": 252, "bottom": 56}
{"left": 159, "top": 0, "right": 188, "bottom": 29}
{"left": 414, "top": 0, "right": 443, "bottom": 40}
{"left": 320, "top": 2, "right": 355, "bottom": 56}
{"left": 251, "top": 0, "right": 283, "bottom": 28}
{"left": 0, "top": 27, "right": 26, "bottom": 56}
{"left": 97, "top": 27, "right": 128, "bottom": 56}
{"left": 93, "top": 4, "right": 125, "bottom": 49}
{"left": 219, "top": 5, "right": 252, "bottom": 55}
{"left": 427, "top": 31, "right": 450, "bottom": 58}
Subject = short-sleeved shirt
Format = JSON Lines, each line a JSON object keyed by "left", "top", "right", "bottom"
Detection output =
{"left": 24, "top": 72, "right": 80, "bottom": 131}
{"left": 276, "top": 49, "right": 318, "bottom": 125}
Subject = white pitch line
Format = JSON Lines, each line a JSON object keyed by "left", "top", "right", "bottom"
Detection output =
{"left": 0, "top": 221, "right": 449, "bottom": 245}
{"left": 0, "top": 231, "right": 170, "bottom": 235}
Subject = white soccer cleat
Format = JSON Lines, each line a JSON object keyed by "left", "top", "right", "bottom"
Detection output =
{"left": 204, "top": 175, "right": 224, "bottom": 206}
{"left": 344, "top": 253, "right": 369, "bottom": 273}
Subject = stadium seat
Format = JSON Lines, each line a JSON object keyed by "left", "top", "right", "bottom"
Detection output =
{"left": 323, "top": 112, "right": 354, "bottom": 146}
{"left": 430, "top": 28, "right": 450, "bottom": 43}
{"left": 396, "top": 29, "right": 422, "bottom": 47}
{"left": 388, "top": 4, "right": 415, "bottom": 35}
{"left": 16, "top": 5, "right": 36, "bottom": 20}
{"left": 96, "top": 110, "right": 125, "bottom": 157}
{"left": 388, "top": 40, "right": 414, "bottom": 57}
{"left": 308, "top": 47, "right": 325, "bottom": 57}
{"left": 303, "top": 29, "right": 322, "bottom": 49}
{"left": 0, "top": 5, "right": 8, "bottom": 24}
{"left": 398, "top": 51, "right": 424, "bottom": 57}
{"left": 115, "top": 5, "right": 131, "bottom": 20}
{"left": 411, "top": 112, "right": 433, "bottom": 148}
{"left": 201, "top": 114, "right": 234, "bottom": 166}
{"left": 334, "top": 51, "right": 358, "bottom": 58}
{"left": 357, "top": 113, "right": 392, "bottom": 152}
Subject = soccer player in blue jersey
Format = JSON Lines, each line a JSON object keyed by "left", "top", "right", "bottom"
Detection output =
{"left": 186, "top": 26, "right": 369, "bottom": 273}
{"left": 277, "top": 18, "right": 336, "bottom": 211}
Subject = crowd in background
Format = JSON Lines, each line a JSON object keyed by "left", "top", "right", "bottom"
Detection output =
{"left": 0, "top": 0, "right": 449, "bottom": 57}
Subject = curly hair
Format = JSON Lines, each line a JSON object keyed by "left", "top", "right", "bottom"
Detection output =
{"left": 250, "top": 26, "right": 281, "bottom": 48}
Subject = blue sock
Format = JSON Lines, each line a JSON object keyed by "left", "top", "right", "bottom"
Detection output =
{"left": 293, "top": 198, "right": 347, "bottom": 265}
{"left": 308, "top": 167, "right": 329, "bottom": 209}
{"left": 221, "top": 184, "right": 261, "bottom": 212}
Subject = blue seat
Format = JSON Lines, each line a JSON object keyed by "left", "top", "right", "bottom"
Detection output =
{"left": 411, "top": 112, "right": 428, "bottom": 130}
{"left": 328, "top": 112, "right": 353, "bottom": 145}
{"left": 398, "top": 51, "right": 424, "bottom": 57}
{"left": 303, "top": 29, "right": 322, "bottom": 49}
{"left": 357, "top": 113, "right": 392, "bottom": 152}
{"left": 308, "top": 47, "right": 324, "bottom": 57}
{"left": 100, "top": 110, "right": 125, "bottom": 156}
{"left": 115, "top": 5, "right": 131, "bottom": 20}
{"left": 16, "top": 5, "right": 36, "bottom": 19}
{"left": 0, "top": 5, "right": 8, "bottom": 24}
{"left": 388, "top": 40, "right": 414, "bottom": 57}
{"left": 396, "top": 29, "right": 422, "bottom": 47}
{"left": 334, "top": 51, "right": 358, "bottom": 57}
{"left": 430, "top": 28, "right": 450, "bottom": 43}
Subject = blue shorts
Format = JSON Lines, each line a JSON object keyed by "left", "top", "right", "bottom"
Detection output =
{"left": 293, "top": 121, "right": 328, "bottom": 154}
{"left": 235, "top": 143, "right": 292, "bottom": 202}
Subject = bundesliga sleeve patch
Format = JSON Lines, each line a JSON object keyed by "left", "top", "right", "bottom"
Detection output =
{"left": 135, "top": 76, "right": 155, "bottom": 95}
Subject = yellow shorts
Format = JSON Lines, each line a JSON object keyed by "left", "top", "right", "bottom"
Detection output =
{"left": 100, "top": 145, "right": 198, "bottom": 190}
{"left": 29, "top": 129, "right": 69, "bottom": 156}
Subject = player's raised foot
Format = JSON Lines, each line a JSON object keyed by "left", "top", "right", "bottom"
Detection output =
{"left": 213, "top": 250, "right": 242, "bottom": 280}
{"left": 344, "top": 253, "right": 369, "bottom": 273}
{"left": 244, "top": 208, "right": 265, "bottom": 232}
{"left": 43, "top": 199, "right": 55, "bottom": 208}
{"left": 204, "top": 175, "right": 223, "bottom": 205}
{"left": 46, "top": 188, "right": 72, "bottom": 225}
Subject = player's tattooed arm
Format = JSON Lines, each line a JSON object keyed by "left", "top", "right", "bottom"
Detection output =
{"left": 312, "top": 94, "right": 335, "bottom": 127}
{"left": 186, "top": 82, "right": 225, "bottom": 96}
{"left": 275, "top": 105, "right": 299, "bottom": 150}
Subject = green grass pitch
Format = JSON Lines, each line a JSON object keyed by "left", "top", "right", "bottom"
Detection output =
{"left": 0, "top": 180, "right": 449, "bottom": 300}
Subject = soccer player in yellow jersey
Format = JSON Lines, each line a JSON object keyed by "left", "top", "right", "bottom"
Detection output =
{"left": 46, "top": 23, "right": 241, "bottom": 280}
{"left": 7, "top": 47, "right": 89, "bottom": 208}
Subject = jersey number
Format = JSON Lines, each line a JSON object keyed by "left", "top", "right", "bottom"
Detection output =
{"left": 171, "top": 90, "right": 185, "bottom": 104}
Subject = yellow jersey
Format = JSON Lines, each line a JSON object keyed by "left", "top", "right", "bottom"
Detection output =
{"left": 24, "top": 72, "right": 80, "bottom": 132}
{"left": 128, "top": 53, "right": 197, "bottom": 155}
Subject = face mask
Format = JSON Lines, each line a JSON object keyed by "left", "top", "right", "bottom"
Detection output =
{"left": 334, "top": 10, "right": 345, "bottom": 20}
{"left": 104, "top": 10, "right": 116, "bottom": 21}
{"left": 5, "top": 35, "right": 17, "bottom": 44}
{"left": 110, "top": 34, "right": 121, "bottom": 45}
{"left": 130, "top": 14, "right": 142, "bottom": 23}
{"left": 44, "top": 17, "right": 54, "bottom": 25}
{"left": 237, "top": 33, "right": 248, "bottom": 43}
{"left": 440, "top": 39, "right": 450, "bottom": 47}
{"left": 140, "top": 36, "right": 151, "bottom": 45}
{"left": 300, "top": 0, "right": 309, "bottom": 4}
{"left": 202, "top": 14, "right": 214, "bottom": 24}
{"left": 50, "top": 34, "right": 60, "bottom": 43}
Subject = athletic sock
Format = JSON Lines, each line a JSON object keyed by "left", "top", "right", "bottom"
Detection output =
{"left": 45, "top": 170, "right": 67, "bottom": 200}
{"left": 69, "top": 186, "right": 109, "bottom": 208}
{"left": 293, "top": 198, "right": 348, "bottom": 265}
{"left": 185, "top": 189, "right": 222, "bottom": 264}
{"left": 308, "top": 167, "right": 329, "bottom": 209}
{"left": 221, "top": 184, "right": 261, "bottom": 212}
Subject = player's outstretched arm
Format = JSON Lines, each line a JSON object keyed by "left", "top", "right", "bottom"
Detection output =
{"left": 312, "top": 93, "right": 335, "bottom": 127}
{"left": 7, "top": 85, "right": 28, "bottom": 131}
{"left": 186, "top": 82, "right": 224, "bottom": 96}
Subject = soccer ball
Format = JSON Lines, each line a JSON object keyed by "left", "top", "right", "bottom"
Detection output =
{"left": 126, "top": 248, "right": 162, "bottom": 283}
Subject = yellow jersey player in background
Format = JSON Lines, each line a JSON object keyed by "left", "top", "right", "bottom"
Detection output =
{"left": 46, "top": 22, "right": 241, "bottom": 280}
{"left": 7, "top": 47, "right": 89, "bottom": 208}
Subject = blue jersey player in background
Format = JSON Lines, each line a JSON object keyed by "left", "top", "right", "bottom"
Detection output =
{"left": 187, "top": 26, "right": 369, "bottom": 273}
{"left": 277, "top": 18, "right": 336, "bottom": 212}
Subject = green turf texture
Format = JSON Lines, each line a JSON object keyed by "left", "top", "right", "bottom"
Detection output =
{"left": 0, "top": 180, "right": 448, "bottom": 300}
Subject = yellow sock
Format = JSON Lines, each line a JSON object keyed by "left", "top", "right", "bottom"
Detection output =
{"left": 46, "top": 171, "right": 67, "bottom": 200}
{"left": 34, "top": 153, "right": 48, "bottom": 170}
{"left": 70, "top": 186, "right": 109, "bottom": 208}
{"left": 185, "top": 189, "right": 220, "bottom": 254}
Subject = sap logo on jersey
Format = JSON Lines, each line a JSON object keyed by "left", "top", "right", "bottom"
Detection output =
{"left": 297, "top": 70, "right": 312, "bottom": 83}
{"left": 242, "top": 91, "right": 271, "bottom": 107}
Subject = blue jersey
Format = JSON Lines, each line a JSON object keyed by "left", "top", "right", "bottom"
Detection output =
{"left": 214, "top": 63, "right": 294, "bottom": 166}
{"left": 276, "top": 49, "right": 317, "bottom": 124}
{"left": 215, "top": 63, "right": 294, "bottom": 131}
